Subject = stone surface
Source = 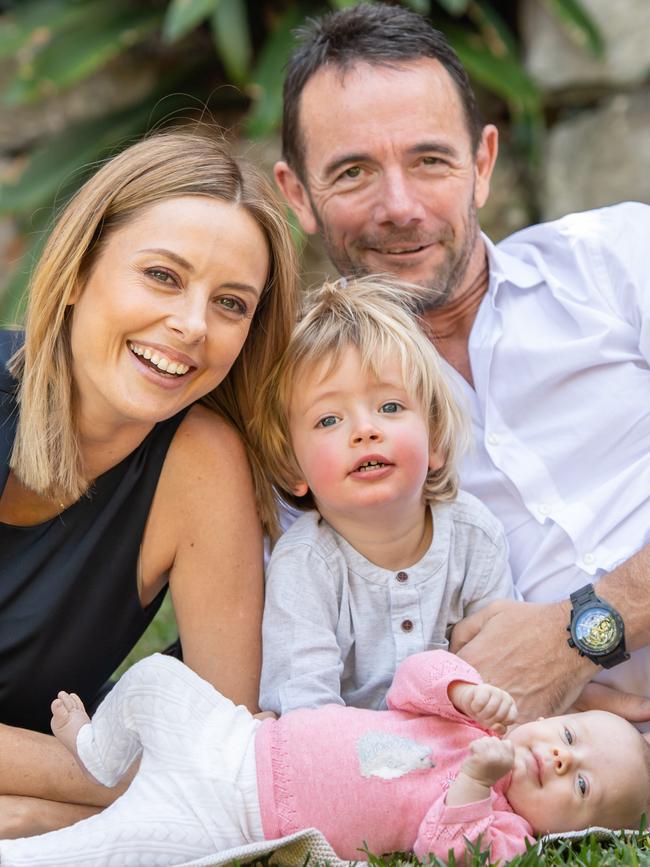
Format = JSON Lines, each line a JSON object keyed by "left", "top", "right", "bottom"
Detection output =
{"left": 541, "top": 89, "right": 650, "bottom": 220}
{"left": 521, "top": 0, "right": 650, "bottom": 91}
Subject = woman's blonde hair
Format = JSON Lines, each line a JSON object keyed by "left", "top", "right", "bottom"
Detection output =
{"left": 254, "top": 275, "right": 468, "bottom": 513}
{"left": 9, "top": 127, "right": 299, "bottom": 537}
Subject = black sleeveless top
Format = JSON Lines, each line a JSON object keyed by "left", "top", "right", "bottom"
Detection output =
{"left": 0, "top": 331, "right": 191, "bottom": 732}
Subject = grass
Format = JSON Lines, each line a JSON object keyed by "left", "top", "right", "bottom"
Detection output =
{"left": 115, "top": 602, "right": 650, "bottom": 866}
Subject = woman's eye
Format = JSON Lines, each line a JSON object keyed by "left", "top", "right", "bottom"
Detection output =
{"left": 564, "top": 727, "right": 574, "bottom": 745}
{"left": 317, "top": 415, "right": 338, "bottom": 428}
{"left": 217, "top": 296, "right": 247, "bottom": 316}
{"left": 577, "top": 775, "right": 588, "bottom": 797}
{"left": 379, "top": 402, "right": 401, "bottom": 414}
{"left": 146, "top": 268, "right": 175, "bottom": 285}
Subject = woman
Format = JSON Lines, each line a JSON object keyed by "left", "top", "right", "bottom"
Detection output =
{"left": 0, "top": 128, "right": 298, "bottom": 833}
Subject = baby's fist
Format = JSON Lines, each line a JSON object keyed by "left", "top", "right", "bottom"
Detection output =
{"left": 449, "top": 682, "right": 517, "bottom": 734}
{"left": 462, "top": 736, "right": 514, "bottom": 787}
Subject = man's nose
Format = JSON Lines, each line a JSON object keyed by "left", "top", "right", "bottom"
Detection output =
{"left": 374, "top": 170, "right": 425, "bottom": 227}
{"left": 552, "top": 746, "right": 572, "bottom": 775}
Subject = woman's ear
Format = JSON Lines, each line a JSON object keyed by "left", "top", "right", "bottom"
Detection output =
{"left": 292, "top": 480, "right": 309, "bottom": 497}
{"left": 428, "top": 448, "right": 444, "bottom": 472}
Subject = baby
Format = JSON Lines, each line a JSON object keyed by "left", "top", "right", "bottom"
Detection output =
{"left": 257, "top": 277, "right": 516, "bottom": 714}
{"left": 0, "top": 649, "right": 647, "bottom": 866}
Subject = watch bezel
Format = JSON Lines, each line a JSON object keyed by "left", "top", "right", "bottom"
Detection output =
{"left": 570, "top": 606, "right": 624, "bottom": 657}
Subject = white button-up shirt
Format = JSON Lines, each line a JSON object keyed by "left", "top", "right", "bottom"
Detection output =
{"left": 451, "top": 202, "right": 650, "bottom": 696}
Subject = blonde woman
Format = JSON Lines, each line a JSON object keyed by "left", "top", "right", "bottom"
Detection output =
{"left": 0, "top": 129, "right": 298, "bottom": 834}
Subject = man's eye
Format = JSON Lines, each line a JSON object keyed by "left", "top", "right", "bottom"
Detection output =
{"left": 317, "top": 415, "right": 338, "bottom": 428}
{"left": 342, "top": 166, "right": 361, "bottom": 179}
{"left": 577, "top": 775, "right": 588, "bottom": 797}
{"left": 379, "top": 402, "right": 401, "bottom": 414}
{"left": 564, "top": 727, "right": 574, "bottom": 745}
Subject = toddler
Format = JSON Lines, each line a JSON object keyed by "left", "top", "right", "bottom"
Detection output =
{"left": 257, "top": 277, "right": 515, "bottom": 713}
{"left": 0, "top": 649, "right": 647, "bottom": 866}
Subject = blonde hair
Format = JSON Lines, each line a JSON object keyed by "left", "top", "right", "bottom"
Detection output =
{"left": 254, "top": 275, "right": 468, "bottom": 513}
{"left": 9, "top": 127, "right": 299, "bottom": 538}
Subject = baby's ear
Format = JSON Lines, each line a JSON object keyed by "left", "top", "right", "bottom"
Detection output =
{"left": 428, "top": 448, "right": 444, "bottom": 472}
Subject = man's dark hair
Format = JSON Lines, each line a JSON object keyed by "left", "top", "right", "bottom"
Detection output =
{"left": 282, "top": 2, "right": 484, "bottom": 180}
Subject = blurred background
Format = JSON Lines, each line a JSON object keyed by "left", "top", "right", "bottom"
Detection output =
{"left": 1, "top": 0, "right": 649, "bottom": 324}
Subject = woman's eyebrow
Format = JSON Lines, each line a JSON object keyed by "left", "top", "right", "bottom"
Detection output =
{"left": 138, "top": 248, "right": 193, "bottom": 271}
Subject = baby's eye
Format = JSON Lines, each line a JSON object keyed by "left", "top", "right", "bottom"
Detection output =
{"left": 577, "top": 775, "right": 588, "bottom": 797}
{"left": 317, "top": 415, "right": 338, "bottom": 428}
{"left": 379, "top": 402, "right": 402, "bottom": 414}
{"left": 563, "top": 727, "right": 574, "bottom": 745}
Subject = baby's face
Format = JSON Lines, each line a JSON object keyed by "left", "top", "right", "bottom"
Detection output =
{"left": 505, "top": 710, "right": 646, "bottom": 834}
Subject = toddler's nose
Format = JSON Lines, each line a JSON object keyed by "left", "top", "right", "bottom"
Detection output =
{"left": 552, "top": 746, "right": 572, "bottom": 775}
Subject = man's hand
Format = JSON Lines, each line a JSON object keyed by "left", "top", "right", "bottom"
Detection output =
{"left": 451, "top": 599, "right": 595, "bottom": 721}
{"left": 449, "top": 682, "right": 517, "bottom": 735}
{"left": 570, "top": 682, "right": 650, "bottom": 721}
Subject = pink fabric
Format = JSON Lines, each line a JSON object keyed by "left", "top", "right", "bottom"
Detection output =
{"left": 255, "top": 650, "right": 534, "bottom": 862}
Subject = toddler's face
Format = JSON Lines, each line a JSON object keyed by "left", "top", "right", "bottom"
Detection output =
{"left": 505, "top": 710, "right": 646, "bottom": 834}
{"left": 288, "top": 345, "right": 440, "bottom": 526}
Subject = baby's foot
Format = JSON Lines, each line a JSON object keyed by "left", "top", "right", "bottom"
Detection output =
{"left": 51, "top": 691, "right": 91, "bottom": 763}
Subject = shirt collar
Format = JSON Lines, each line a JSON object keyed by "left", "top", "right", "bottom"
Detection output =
{"left": 482, "top": 232, "right": 542, "bottom": 295}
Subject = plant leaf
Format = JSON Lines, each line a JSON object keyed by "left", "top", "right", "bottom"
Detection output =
{"left": 542, "top": 0, "right": 605, "bottom": 58}
{"left": 403, "top": 0, "right": 432, "bottom": 14}
{"left": 0, "top": 0, "right": 91, "bottom": 60}
{"left": 328, "top": 0, "right": 360, "bottom": 9}
{"left": 4, "top": 4, "right": 162, "bottom": 105}
{"left": 434, "top": 0, "right": 470, "bottom": 15}
{"left": 245, "top": 6, "right": 305, "bottom": 139}
{"left": 211, "top": 0, "right": 252, "bottom": 85}
{"left": 162, "top": 0, "right": 217, "bottom": 44}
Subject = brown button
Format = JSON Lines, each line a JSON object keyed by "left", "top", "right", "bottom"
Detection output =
{"left": 396, "top": 571, "right": 408, "bottom": 583}
{"left": 401, "top": 619, "right": 414, "bottom": 632}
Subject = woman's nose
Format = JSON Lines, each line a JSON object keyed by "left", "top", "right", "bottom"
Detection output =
{"left": 167, "top": 295, "right": 207, "bottom": 344}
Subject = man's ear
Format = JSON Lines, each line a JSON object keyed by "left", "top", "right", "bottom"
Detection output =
{"left": 473, "top": 124, "right": 499, "bottom": 210}
{"left": 274, "top": 160, "right": 318, "bottom": 235}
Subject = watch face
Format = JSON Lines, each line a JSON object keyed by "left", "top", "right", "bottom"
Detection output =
{"left": 574, "top": 607, "right": 620, "bottom": 654}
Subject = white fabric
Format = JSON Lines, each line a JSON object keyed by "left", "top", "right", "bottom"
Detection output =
{"left": 0, "top": 655, "right": 264, "bottom": 867}
{"left": 261, "top": 494, "right": 515, "bottom": 714}
{"left": 451, "top": 202, "right": 650, "bottom": 698}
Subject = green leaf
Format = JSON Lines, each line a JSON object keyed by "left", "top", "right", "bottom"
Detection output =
{"left": 0, "top": 0, "right": 87, "bottom": 60}
{"left": 434, "top": 0, "right": 470, "bottom": 15}
{"left": 445, "top": 25, "right": 541, "bottom": 116}
{"left": 4, "top": 4, "right": 162, "bottom": 105}
{"left": 211, "top": 0, "right": 252, "bottom": 85}
{"left": 162, "top": 0, "right": 217, "bottom": 43}
{"left": 542, "top": 0, "right": 605, "bottom": 58}
{"left": 245, "top": 6, "right": 305, "bottom": 139}
{"left": 403, "top": 0, "right": 432, "bottom": 15}
{"left": 328, "top": 0, "right": 361, "bottom": 8}
{"left": 466, "top": 0, "right": 518, "bottom": 58}
{"left": 0, "top": 216, "right": 49, "bottom": 324}
{"left": 0, "top": 102, "right": 155, "bottom": 216}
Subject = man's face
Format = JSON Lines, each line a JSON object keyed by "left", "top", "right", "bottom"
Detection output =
{"left": 275, "top": 59, "right": 498, "bottom": 307}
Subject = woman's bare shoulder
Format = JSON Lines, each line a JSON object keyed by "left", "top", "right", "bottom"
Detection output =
{"left": 165, "top": 404, "right": 249, "bottom": 479}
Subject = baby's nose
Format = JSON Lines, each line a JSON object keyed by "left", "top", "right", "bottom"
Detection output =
{"left": 552, "top": 746, "right": 572, "bottom": 775}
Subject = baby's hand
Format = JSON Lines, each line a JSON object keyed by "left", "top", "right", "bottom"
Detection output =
{"left": 461, "top": 736, "right": 514, "bottom": 788}
{"left": 449, "top": 682, "right": 517, "bottom": 734}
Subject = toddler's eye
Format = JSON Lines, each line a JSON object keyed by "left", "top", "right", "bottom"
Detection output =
{"left": 379, "top": 402, "right": 401, "bottom": 414}
{"left": 317, "top": 415, "right": 338, "bottom": 428}
{"left": 564, "top": 727, "right": 574, "bottom": 745}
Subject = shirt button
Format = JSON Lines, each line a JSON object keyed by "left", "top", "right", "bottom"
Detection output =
{"left": 401, "top": 619, "right": 414, "bottom": 632}
{"left": 583, "top": 553, "right": 595, "bottom": 565}
{"left": 396, "top": 571, "right": 408, "bottom": 583}
{"left": 539, "top": 504, "right": 551, "bottom": 516}
{"left": 487, "top": 433, "right": 500, "bottom": 446}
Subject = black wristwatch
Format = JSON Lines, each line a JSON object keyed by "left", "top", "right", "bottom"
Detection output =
{"left": 566, "top": 583, "right": 630, "bottom": 668}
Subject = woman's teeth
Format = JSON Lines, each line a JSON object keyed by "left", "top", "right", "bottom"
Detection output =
{"left": 128, "top": 342, "right": 190, "bottom": 376}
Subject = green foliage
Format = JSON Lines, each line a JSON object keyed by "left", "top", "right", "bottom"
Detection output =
{"left": 0, "top": 0, "right": 604, "bottom": 317}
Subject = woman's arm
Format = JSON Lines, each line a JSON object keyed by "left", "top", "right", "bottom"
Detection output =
{"left": 144, "top": 405, "right": 264, "bottom": 711}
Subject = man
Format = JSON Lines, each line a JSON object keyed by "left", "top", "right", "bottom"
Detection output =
{"left": 273, "top": 2, "right": 650, "bottom": 722}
